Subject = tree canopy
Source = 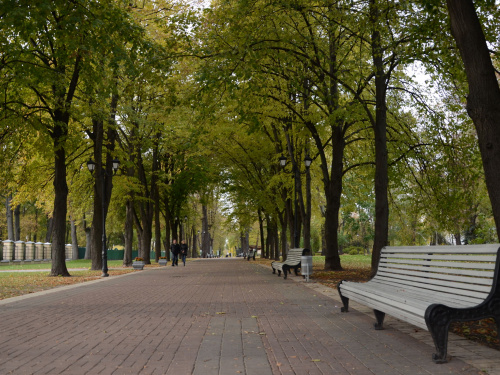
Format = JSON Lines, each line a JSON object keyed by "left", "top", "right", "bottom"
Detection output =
{"left": 1, "top": 0, "right": 499, "bottom": 274}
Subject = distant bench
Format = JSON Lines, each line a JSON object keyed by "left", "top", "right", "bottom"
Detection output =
{"left": 271, "top": 248, "right": 310, "bottom": 279}
{"left": 247, "top": 249, "right": 256, "bottom": 261}
{"left": 337, "top": 244, "right": 500, "bottom": 363}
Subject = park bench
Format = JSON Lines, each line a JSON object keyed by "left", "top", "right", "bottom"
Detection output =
{"left": 337, "top": 244, "right": 500, "bottom": 363}
{"left": 247, "top": 249, "right": 256, "bottom": 261}
{"left": 271, "top": 248, "right": 309, "bottom": 279}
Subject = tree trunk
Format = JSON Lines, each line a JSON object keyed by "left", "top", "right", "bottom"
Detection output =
{"left": 446, "top": 0, "right": 500, "bottom": 239}
{"left": 45, "top": 217, "right": 53, "bottom": 243}
{"left": 202, "top": 204, "right": 210, "bottom": 257}
{"left": 163, "top": 237, "right": 170, "bottom": 261}
{"left": 191, "top": 226, "right": 197, "bottom": 258}
{"left": 5, "top": 195, "right": 14, "bottom": 240}
{"left": 123, "top": 199, "right": 134, "bottom": 267}
{"left": 14, "top": 205, "right": 20, "bottom": 241}
{"left": 301, "top": 27, "right": 344, "bottom": 271}
{"left": 90, "top": 118, "right": 104, "bottom": 271}
{"left": 83, "top": 214, "right": 91, "bottom": 260}
{"left": 279, "top": 210, "right": 288, "bottom": 261}
{"left": 90, "top": 91, "right": 118, "bottom": 271}
{"left": 240, "top": 232, "right": 246, "bottom": 257}
{"left": 161, "top": 206, "right": 171, "bottom": 262}
{"left": 258, "top": 208, "right": 265, "bottom": 258}
{"left": 84, "top": 229, "right": 92, "bottom": 259}
{"left": 70, "top": 216, "right": 78, "bottom": 260}
{"left": 321, "top": 224, "right": 326, "bottom": 256}
{"left": 245, "top": 230, "right": 249, "bottom": 257}
{"left": 136, "top": 226, "right": 143, "bottom": 255}
{"left": 322, "top": 128, "right": 344, "bottom": 271}
{"left": 370, "top": 0, "right": 389, "bottom": 278}
{"left": 139, "top": 206, "right": 153, "bottom": 263}
{"left": 124, "top": 143, "right": 136, "bottom": 267}
{"left": 50, "top": 121, "right": 70, "bottom": 277}
{"left": 136, "top": 133, "right": 159, "bottom": 264}
{"left": 303, "top": 163, "right": 312, "bottom": 250}
{"left": 154, "top": 184, "right": 161, "bottom": 262}
{"left": 274, "top": 220, "right": 280, "bottom": 261}
{"left": 264, "top": 214, "right": 271, "bottom": 259}
{"left": 286, "top": 197, "right": 294, "bottom": 249}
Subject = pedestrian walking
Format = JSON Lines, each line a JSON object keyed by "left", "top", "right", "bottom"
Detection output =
{"left": 180, "top": 240, "right": 188, "bottom": 266}
{"left": 171, "top": 239, "right": 180, "bottom": 266}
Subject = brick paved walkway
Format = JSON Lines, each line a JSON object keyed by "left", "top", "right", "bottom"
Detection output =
{"left": 0, "top": 259, "right": 497, "bottom": 374}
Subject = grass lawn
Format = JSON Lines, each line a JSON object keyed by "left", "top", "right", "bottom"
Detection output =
{"left": 0, "top": 259, "right": 166, "bottom": 300}
{"left": 0, "top": 259, "right": 127, "bottom": 271}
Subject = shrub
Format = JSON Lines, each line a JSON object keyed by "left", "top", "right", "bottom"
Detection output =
{"left": 344, "top": 246, "right": 365, "bottom": 255}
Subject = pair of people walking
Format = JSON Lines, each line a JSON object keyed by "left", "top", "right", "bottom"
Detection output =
{"left": 171, "top": 239, "right": 188, "bottom": 266}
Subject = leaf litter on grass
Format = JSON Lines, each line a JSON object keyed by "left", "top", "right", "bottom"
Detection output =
{"left": 0, "top": 269, "right": 133, "bottom": 300}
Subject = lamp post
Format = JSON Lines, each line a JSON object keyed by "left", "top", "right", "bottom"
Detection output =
{"left": 87, "top": 158, "right": 120, "bottom": 277}
{"left": 279, "top": 154, "right": 312, "bottom": 248}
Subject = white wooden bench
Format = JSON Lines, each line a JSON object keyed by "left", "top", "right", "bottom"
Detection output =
{"left": 247, "top": 249, "right": 256, "bottom": 261}
{"left": 271, "top": 248, "right": 309, "bottom": 279}
{"left": 337, "top": 244, "right": 500, "bottom": 363}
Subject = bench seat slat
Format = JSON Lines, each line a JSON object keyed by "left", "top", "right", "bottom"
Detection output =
{"left": 376, "top": 268, "right": 494, "bottom": 290}
{"left": 378, "top": 266, "right": 494, "bottom": 286}
{"left": 341, "top": 280, "right": 480, "bottom": 309}
{"left": 374, "top": 274, "right": 491, "bottom": 298}
{"left": 371, "top": 278, "right": 488, "bottom": 306}
{"left": 381, "top": 245, "right": 499, "bottom": 254}
{"left": 380, "top": 258, "right": 496, "bottom": 270}
{"left": 379, "top": 262, "right": 496, "bottom": 276}
{"left": 341, "top": 283, "right": 428, "bottom": 309}
{"left": 373, "top": 277, "right": 491, "bottom": 302}
{"left": 382, "top": 254, "right": 497, "bottom": 262}
{"left": 340, "top": 283, "right": 429, "bottom": 317}
{"left": 341, "top": 291, "right": 428, "bottom": 329}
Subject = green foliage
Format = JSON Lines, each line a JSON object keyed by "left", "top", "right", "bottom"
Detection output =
{"left": 344, "top": 246, "right": 366, "bottom": 256}
{"left": 0, "top": 0, "right": 498, "bottom": 262}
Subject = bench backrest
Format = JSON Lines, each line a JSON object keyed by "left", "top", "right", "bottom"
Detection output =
{"left": 284, "top": 248, "right": 309, "bottom": 264}
{"left": 375, "top": 245, "right": 500, "bottom": 305}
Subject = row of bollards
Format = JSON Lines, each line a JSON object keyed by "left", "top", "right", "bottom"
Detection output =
{"left": 0, "top": 241, "right": 74, "bottom": 263}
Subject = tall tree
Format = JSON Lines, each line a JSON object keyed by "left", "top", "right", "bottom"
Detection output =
{"left": 0, "top": 0, "right": 146, "bottom": 275}
{"left": 444, "top": 0, "right": 500, "bottom": 239}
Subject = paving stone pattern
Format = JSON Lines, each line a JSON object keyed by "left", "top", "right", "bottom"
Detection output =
{"left": 0, "top": 259, "right": 494, "bottom": 374}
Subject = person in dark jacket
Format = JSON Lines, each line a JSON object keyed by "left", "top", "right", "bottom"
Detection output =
{"left": 180, "top": 240, "right": 188, "bottom": 266}
{"left": 171, "top": 239, "right": 180, "bottom": 266}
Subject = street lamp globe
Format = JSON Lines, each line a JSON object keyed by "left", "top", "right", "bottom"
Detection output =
{"left": 304, "top": 155, "right": 312, "bottom": 168}
{"left": 87, "top": 160, "right": 96, "bottom": 172}
{"left": 112, "top": 158, "right": 120, "bottom": 172}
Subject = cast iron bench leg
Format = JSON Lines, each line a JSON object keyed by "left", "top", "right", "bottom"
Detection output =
{"left": 425, "top": 304, "right": 452, "bottom": 363}
{"left": 283, "top": 265, "right": 289, "bottom": 279}
{"left": 373, "top": 309, "right": 385, "bottom": 330}
{"left": 338, "top": 282, "right": 349, "bottom": 312}
{"left": 337, "top": 281, "right": 349, "bottom": 312}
